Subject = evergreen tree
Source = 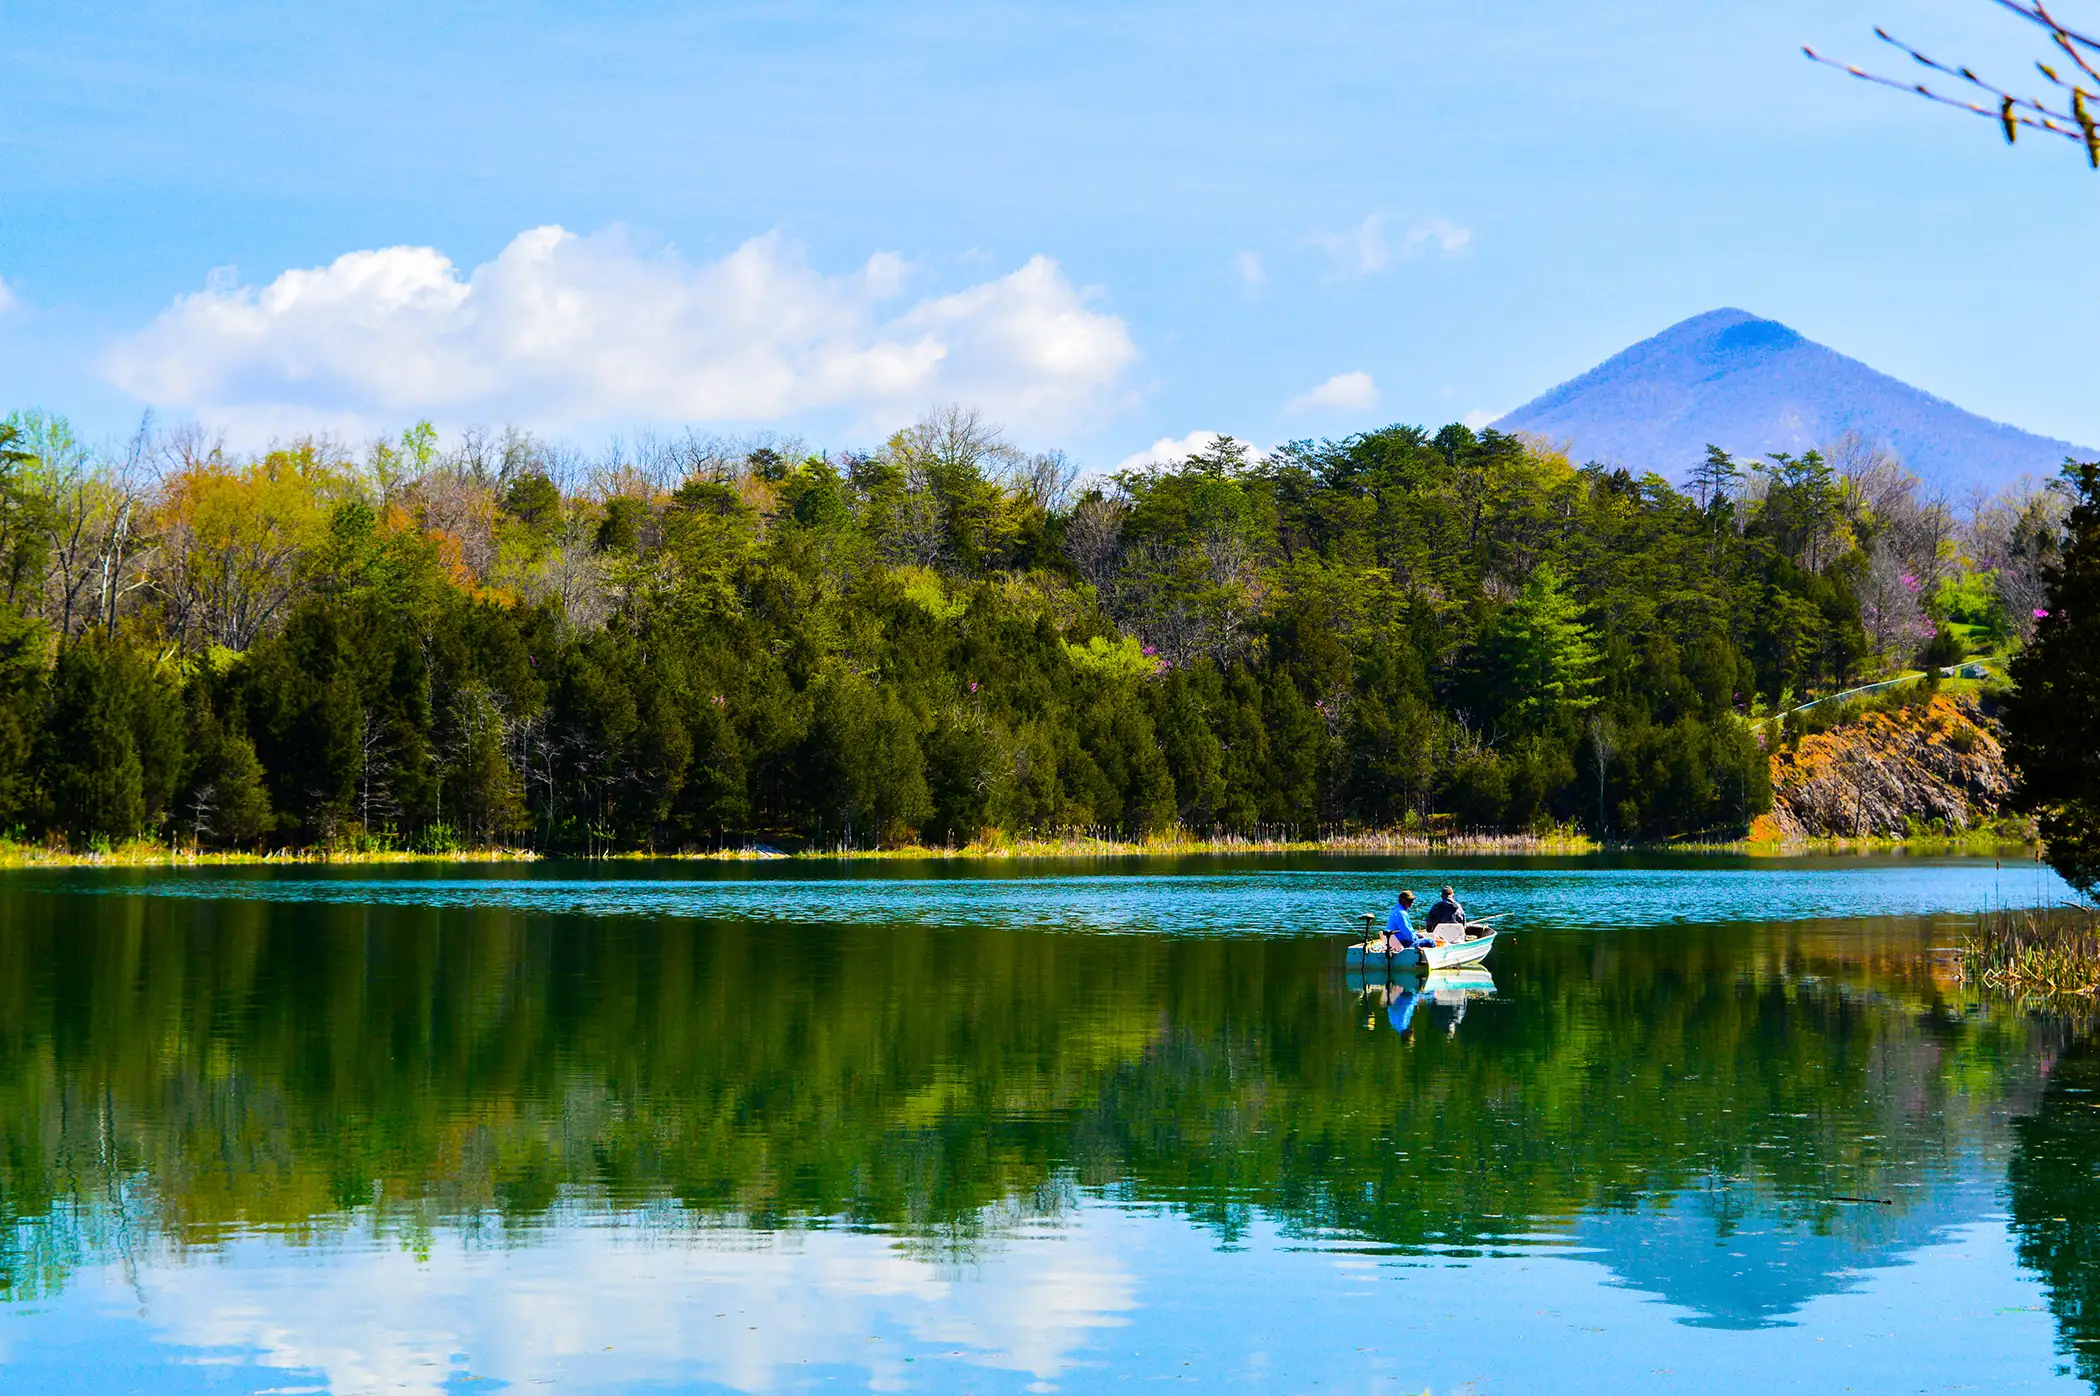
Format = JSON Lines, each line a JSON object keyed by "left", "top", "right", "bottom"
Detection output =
{"left": 499, "top": 473, "right": 561, "bottom": 529}
{"left": 235, "top": 603, "right": 368, "bottom": 840}
{"left": 207, "top": 733, "right": 275, "bottom": 847}
{"left": 37, "top": 642, "right": 154, "bottom": 845}
{"left": 2005, "top": 461, "right": 2100, "bottom": 894}
{"left": 0, "top": 604, "right": 46, "bottom": 825}
{"left": 443, "top": 682, "right": 526, "bottom": 846}
{"left": 182, "top": 692, "right": 276, "bottom": 848}
{"left": 0, "top": 423, "right": 53, "bottom": 609}
{"left": 802, "top": 667, "right": 932, "bottom": 845}
{"left": 1690, "top": 444, "right": 1742, "bottom": 516}
{"left": 1751, "top": 450, "right": 1845, "bottom": 571}
{"left": 1485, "top": 562, "right": 1600, "bottom": 729}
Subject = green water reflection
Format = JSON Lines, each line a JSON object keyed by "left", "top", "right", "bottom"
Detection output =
{"left": 0, "top": 862, "right": 2092, "bottom": 1389}
{"left": 2012, "top": 1048, "right": 2100, "bottom": 1385}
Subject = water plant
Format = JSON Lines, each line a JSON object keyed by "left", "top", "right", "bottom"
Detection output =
{"left": 1963, "top": 904, "right": 2100, "bottom": 997}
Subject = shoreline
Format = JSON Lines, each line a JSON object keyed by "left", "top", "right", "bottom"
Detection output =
{"left": 0, "top": 830, "right": 2042, "bottom": 869}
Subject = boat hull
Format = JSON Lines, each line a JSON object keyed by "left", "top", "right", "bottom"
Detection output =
{"left": 1346, "top": 931, "right": 1496, "bottom": 971}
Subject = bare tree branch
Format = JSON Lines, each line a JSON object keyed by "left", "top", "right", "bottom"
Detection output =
{"left": 1807, "top": 2, "right": 2100, "bottom": 166}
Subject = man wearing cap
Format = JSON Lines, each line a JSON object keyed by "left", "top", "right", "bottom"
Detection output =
{"left": 1382, "top": 890, "right": 1422, "bottom": 954}
{"left": 1423, "top": 886, "right": 1468, "bottom": 942}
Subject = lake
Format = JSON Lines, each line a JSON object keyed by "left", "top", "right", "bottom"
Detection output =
{"left": 0, "top": 853, "right": 2090, "bottom": 1394}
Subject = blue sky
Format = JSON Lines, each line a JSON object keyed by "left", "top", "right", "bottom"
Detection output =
{"left": 2, "top": 0, "right": 2095, "bottom": 467}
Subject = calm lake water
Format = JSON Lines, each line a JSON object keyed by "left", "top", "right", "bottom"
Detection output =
{"left": 0, "top": 853, "right": 2090, "bottom": 1394}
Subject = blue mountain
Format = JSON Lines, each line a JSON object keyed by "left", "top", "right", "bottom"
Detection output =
{"left": 1494, "top": 308, "right": 2087, "bottom": 494}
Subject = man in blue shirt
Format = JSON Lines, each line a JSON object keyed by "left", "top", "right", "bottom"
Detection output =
{"left": 1384, "top": 890, "right": 1421, "bottom": 952}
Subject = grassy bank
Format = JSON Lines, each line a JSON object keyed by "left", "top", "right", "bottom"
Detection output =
{"left": 0, "top": 823, "right": 2049, "bottom": 868}
{"left": 0, "top": 841, "right": 543, "bottom": 869}
{"left": 0, "top": 826, "right": 1600, "bottom": 868}
{"left": 1739, "top": 813, "right": 2038, "bottom": 857}
{"left": 766, "top": 826, "right": 1604, "bottom": 860}
{"left": 1963, "top": 906, "right": 2100, "bottom": 997}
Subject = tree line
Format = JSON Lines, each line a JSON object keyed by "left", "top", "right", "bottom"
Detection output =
{"left": 0, "top": 405, "right": 2069, "bottom": 851}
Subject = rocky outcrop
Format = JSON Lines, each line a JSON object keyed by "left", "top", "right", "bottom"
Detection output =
{"left": 1767, "top": 694, "right": 2013, "bottom": 840}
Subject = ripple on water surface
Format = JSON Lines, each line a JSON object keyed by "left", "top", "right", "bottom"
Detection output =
{"left": 0, "top": 856, "right": 2089, "bottom": 1394}
{"left": 60, "top": 854, "right": 2073, "bottom": 934}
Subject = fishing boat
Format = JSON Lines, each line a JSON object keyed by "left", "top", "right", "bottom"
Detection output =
{"left": 1345, "top": 925, "right": 1498, "bottom": 971}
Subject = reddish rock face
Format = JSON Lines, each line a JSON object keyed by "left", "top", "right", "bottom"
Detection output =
{"left": 1769, "top": 694, "right": 2015, "bottom": 841}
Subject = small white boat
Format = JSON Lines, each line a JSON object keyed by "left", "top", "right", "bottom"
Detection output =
{"left": 1346, "top": 929, "right": 1497, "bottom": 971}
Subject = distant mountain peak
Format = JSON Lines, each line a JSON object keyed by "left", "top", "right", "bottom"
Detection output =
{"left": 1704, "top": 315, "right": 1803, "bottom": 355}
{"left": 1496, "top": 310, "right": 2086, "bottom": 493}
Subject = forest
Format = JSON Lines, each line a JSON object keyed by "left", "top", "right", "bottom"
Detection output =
{"left": 0, "top": 405, "right": 2069, "bottom": 851}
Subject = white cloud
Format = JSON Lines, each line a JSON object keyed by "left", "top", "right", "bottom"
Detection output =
{"left": 1232, "top": 251, "right": 1267, "bottom": 290}
{"left": 1319, "top": 215, "right": 1393, "bottom": 277}
{"left": 1112, "top": 428, "right": 1262, "bottom": 474}
{"left": 104, "top": 227, "right": 1138, "bottom": 439}
{"left": 117, "top": 1206, "right": 1139, "bottom": 1396}
{"left": 1315, "top": 214, "right": 1470, "bottom": 278}
{"left": 0, "top": 275, "right": 16, "bottom": 314}
{"left": 1285, "top": 371, "right": 1380, "bottom": 415}
{"left": 1404, "top": 218, "right": 1472, "bottom": 257}
{"left": 1462, "top": 408, "right": 1497, "bottom": 430}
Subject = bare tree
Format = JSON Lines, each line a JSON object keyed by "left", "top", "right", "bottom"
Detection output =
{"left": 29, "top": 414, "right": 159, "bottom": 640}
{"left": 1821, "top": 434, "right": 1966, "bottom": 661}
{"left": 401, "top": 463, "right": 503, "bottom": 586}
{"left": 1063, "top": 494, "right": 1126, "bottom": 591}
{"left": 1111, "top": 527, "right": 1267, "bottom": 669}
{"left": 1808, "top": 2, "right": 2100, "bottom": 166}
{"left": 37, "top": 434, "right": 111, "bottom": 639}
{"left": 1970, "top": 476, "right": 2072, "bottom": 640}
{"left": 508, "top": 499, "right": 614, "bottom": 629}
{"left": 159, "top": 420, "right": 228, "bottom": 471}
{"left": 447, "top": 425, "right": 501, "bottom": 485}
{"left": 1007, "top": 450, "right": 1080, "bottom": 513}
{"left": 1588, "top": 713, "right": 1617, "bottom": 837}
{"left": 886, "top": 481, "right": 947, "bottom": 568}
{"left": 1858, "top": 543, "right": 1933, "bottom": 657}
{"left": 1827, "top": 431, "right": 1903, "bottom": 504}
{"left": 896, "top": 405, "right": 1020, "bottom": 479}
{"left": 357, "top": 713, "right": 397, "bottom": 838}
{"left": 94, "top": 416, "right": 160, "bottom": 637}
{"left": 538, "top": 439, "right": 593, "bottom": 498}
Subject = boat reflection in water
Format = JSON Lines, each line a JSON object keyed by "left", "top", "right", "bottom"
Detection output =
{"left": 1350, "top": 966, "right": 1497, "bottom": 1036}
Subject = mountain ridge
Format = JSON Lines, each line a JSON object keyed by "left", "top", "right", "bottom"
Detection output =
{"left": 1494, "top": 309, "right": 2088, "bottom": 494}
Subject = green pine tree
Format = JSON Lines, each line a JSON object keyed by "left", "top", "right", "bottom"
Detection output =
{"left": 2004, "top": 460, "right": 2100, "bottom": 894}
{"left": 1488, "top": 562, "right": 1601, "bottom": 728}
{"left": 37, "top": 642, "right": 147, "bottom": 846}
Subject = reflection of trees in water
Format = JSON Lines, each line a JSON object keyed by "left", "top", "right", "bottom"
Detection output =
{"left": 0, "top": 896, "right": 2056, "bottom": 1320}
{"left": 1079, "top": 930, "right": 2047, "bottom": 1264}
{"left": 2007, "top": 1047, "right": 2100, "bottom": 1388}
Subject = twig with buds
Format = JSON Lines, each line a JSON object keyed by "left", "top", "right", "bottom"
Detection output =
{"left": 1806, "top": 1, "right": 2100, "bottom": 166}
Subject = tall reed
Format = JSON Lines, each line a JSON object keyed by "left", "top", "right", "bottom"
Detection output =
{"left": 1962, "top": 905, "right": 2100, "bottom": 996}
